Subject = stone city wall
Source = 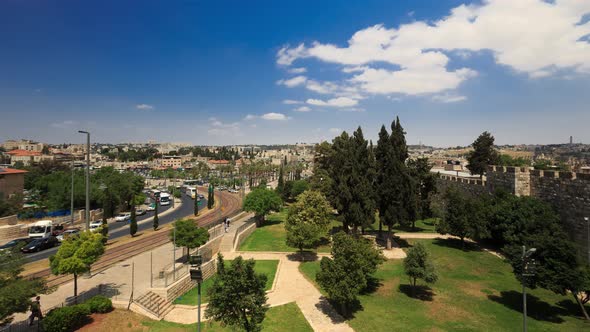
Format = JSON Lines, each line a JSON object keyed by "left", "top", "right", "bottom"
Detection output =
{"left": 437, "top": 166, "right": 590, "bottom": 261}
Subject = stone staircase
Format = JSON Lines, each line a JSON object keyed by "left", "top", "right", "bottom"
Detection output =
{"left": 134, "top": 291, "right": 174, "bottom": 319}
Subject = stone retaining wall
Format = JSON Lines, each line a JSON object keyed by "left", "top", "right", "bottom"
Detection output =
{"left": 233, "top": 222, "right": 256, "bottom": 251}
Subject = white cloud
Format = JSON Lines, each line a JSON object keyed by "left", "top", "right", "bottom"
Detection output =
{"left": 261, "top": 112, "right": 290, "bottom": 121}
{"left": 244, "top": 114, "right": 257, "bottom": 120}
{"left": 282, "top": 99, "right": 303, "bottom": 105}
{"left": 276, "top": 0, "right": 590, "bottom": 97}
{"left": 329, "top": 128, "right": 342, "bottom": 134}
{"left": 432, "top": 94, "right": 468, "bottom": 103}
{"left": 288, "top": 67, "right": 307, "bottom": 74}
{"left": 276, "top": 75, "right": 307, "bottom": 88}
{"left": 277, "top": 44, "right": 307, "bottom": 66}
{"left": 294, "top": 106, "right": 311, "bottom": 112}
{"left": 136, "top": 104, "right": 154, "bottom": 110}
{"left": 50, "top": 120, "right": 78, "bottom": 128}
{"left": 207, "top": 118, "right": 241, "bottom": 136}
{"left": 306, "top": 97, "right": 359, "bottom": 107}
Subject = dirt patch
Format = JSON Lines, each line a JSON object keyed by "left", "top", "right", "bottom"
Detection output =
{"left": 427, "top": 293, "right": 474, "bottom": 323}
{"left": 460, "top": 282, "right": 488, "bottom": 298}
{"left": 78, "top": 309, "right": 151, "bottom": 332}
{"left": 376, "top": 277, "right": 399, "bottom": 297}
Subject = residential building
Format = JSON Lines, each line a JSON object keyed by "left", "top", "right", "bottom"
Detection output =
{"left": 0, "top": 168, "right": 27, "bottom": 199}
{"left": 6, "top": 149, "right": 54, "bottom": 166}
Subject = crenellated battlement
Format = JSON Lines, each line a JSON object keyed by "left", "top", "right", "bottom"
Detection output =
{"left": 529, "top": 169, "right": 590, "bottom": 181}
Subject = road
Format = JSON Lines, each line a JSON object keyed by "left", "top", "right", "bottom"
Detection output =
{"left": 24, "top": 193, "right": 204, "bottom": 262}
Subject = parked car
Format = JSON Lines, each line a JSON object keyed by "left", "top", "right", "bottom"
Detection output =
{"left": 198, "top": 194, "right": 205, "bottom": 200}
{"left": 114, "top": 213, "right": 132, "bottom": 222}
{"left": 21, "top": 237, "right": 59, "bottom": 253}
{"left": 56, "top": 229, "right": 80, "bottom": 242}
{"left": 228, "top": 188, "right": 239, "bottom": 193}
{"left": 135, "top": 208, "right": 146, "bottom": 216}
{"left": 146, "top": 203, "right": 156, "bottom": 212}
{"left": 0, "top": 238, "right": 34, "bottom": 251}
{"left": 89, "top": 220, "right": 103, "bottom": 232}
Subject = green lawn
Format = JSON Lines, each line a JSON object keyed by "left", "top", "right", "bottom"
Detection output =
{"left": 239, "top": 208, "right": 334, "bottom": 253}
{"left": 142, "top": 302, "right": 313, "bottom": 332}
{"left": 174, "top": 260, "right": 278, "bottom": 306}
{"left": 299, "top": 238, "right": 590, "bottom": 331}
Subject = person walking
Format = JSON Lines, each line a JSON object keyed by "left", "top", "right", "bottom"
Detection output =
{"left": 224, "top": 217, "right": 228, "bottom": 233}
{"left": 29, "top": 296, "right": 43, "bottom": 326}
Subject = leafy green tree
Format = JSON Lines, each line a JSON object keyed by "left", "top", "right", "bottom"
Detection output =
{"left": 497, "top": 154, "right": 530, "bottom": 167}
{"left": 466, "top": 131, "right": 499, "bottom": 178}
{"left": 153, "top": 202, "right": 159, "bottom": 230}
{"left": 285, "top": 190, "right": 333, "bottom": 258}
{"left": 436, "top": 188, "right": 487, "bottom": 249}
{"left": 0, "top": 195, "right": 22, "bottom": 218}
{"left": 0, "top": 249, "right": 47, "bottom": 325}
{"left": 50, "top": 231, "right": 105, "bottom": 300}
{"left": 316, "top": 232, "right": 384, "bottom": 316}
{"left": 129, "top": 202, "right": 137, "bottom": 237}
{"left": 289, "top": 180, "right": 310, "bottom": 199}
{"left": 403, "top": 243, "right": 438, "bottom": 296}
{"left": 205, "top": 255, "right": 269, "bottom": 332}
{"left": 243, "top": 188, "right": 282, "bottom": 225}
{"left": 171, "top": 219, "right": 209, "bottom": 261}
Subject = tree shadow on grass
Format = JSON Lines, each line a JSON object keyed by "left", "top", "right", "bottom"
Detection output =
{"left": 488, "top": 290, "right": 573, "bottom": 323}
{"left": 286, "top": 251, "right": 319, "bottom": 262}
{"left": 399, "top": 284, "right": 435, "bottom": 301}
{"left": 431, "top": 238, "right": 482, "bottom": 252}
{"left": 317, "top": 296, "right": 362, "bottom": 320}
{"left": 259, "top": 217, "right": 282, "bottom": 228}
{"left": 359, "top": 276, "right": 382, "bottom": 295}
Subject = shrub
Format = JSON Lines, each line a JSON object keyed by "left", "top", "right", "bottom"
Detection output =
{"left": 84, "top": 295, "right": 113, "bottom": 313}
{"left": 43, "top": 304, "right": 90, "bottom": 332}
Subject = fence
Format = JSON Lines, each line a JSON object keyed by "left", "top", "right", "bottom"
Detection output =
{"left": 232, "top": 219, "right": 256, "bottom": 250}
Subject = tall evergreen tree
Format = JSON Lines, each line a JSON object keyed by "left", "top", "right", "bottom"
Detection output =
{"left": 276, "top": 164, "right": 285, "bottom": 198}
{"left": 129, "top": 201, "right": 137, "bottom": 237}
{"left": 408, "top": 157, "right": 437, "bottom": 227}
{"left": 466, "top": 131, "right": 499, "bottom": 178}
{"left": 329, "top": 132, "right": 355, "bottom": 232}
{"left": 348, "top": 127, "right": 376, "bottom": 234}
{"left": 375, "top": 125, "right": 392, "bottom": 239}
{"left": 153, "top": 202, "right": 159, "bottom": 230}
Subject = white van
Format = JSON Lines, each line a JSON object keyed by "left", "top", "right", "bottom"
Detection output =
{"left": 160, "top": 192, "right": 171, "bottom": 206}
{"left": 28, "top": 220, "right": 53, "bottom": 239}
{"left": 187, "top": 187, "right": 197, "bottom": 199}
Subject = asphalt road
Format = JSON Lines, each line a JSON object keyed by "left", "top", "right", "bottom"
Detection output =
{"left": 24, "top": 193, "right": 205, "bottom": 262}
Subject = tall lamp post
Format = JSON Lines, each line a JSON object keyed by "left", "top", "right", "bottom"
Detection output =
{"left": 189, "top": 254, "right": 203, "bottom": 332}
{"left": 585, "top": 217, "right": 590, "bottom": 264}
{"left": 78, "top": 130, "right": 90, "bottom": 231}
{"left": 521, "top": 246, "right": 537, "bottom": 332}
{"left": 71, "top": 159, "right": 75, "bottom": 225}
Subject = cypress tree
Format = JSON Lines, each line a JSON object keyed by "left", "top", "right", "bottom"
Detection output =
{"left": 130, "top": 201, "right": 137, "bottom": 237}
{"left": 153, "top": 201, "right": 159, "bottom": 230}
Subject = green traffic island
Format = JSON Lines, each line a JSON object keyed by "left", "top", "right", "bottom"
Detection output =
{"left": 174, "top": 259, "right": 279, "bottom": 306}
{"left": 142, "top": 302, "right": 313, "bottom": 332}
{"left": 238, "top": 208, "right": 335, "bottom": 253}
{"left": 299, "top": 238, "right": 590, "bottom": 332}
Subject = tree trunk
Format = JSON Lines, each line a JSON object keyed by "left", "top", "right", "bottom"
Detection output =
{"left": 412, "top": 220, "right": 416, "bottom": 231}
{"left": 300, "top": 247, "right": 305, "bottom": 262}
{"left": 74, "top": 272, "right": 78, "bottom": 303}
{"left": 573, "top": 291, "right": 590, "bottom": 321}
{"left": 412, "top": 277, "right": 416, "bottom": 297}
{"left": 378, "top": 217, "right": 382, "bottom": 238}
{"left": 386, "top": 225, "right": 392, "bottom": 250}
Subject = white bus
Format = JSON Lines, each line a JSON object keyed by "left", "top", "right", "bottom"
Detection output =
{"left": 28, "top": 220, "right": 53, "bottom": 238}
{"left": 160, "top": 192, "right": 171, "bottom": 206}
{"left": 186, "top": 187, "right": 197, "bottom": 199}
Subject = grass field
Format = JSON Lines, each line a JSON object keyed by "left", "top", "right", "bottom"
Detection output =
{"left": 239, "top": 208, "right": 335, "bottom": 253}
{"left": 368, "top": 216, "right": 438, "bottom": 233}
{"left": 142, "top": 302, "right": 313, "bottom": 332}
{"left": 299, "top": 238, "right": 589, "bottom": 331}
{"left": 174, "top": 260, "right": 278, "bottom": 306}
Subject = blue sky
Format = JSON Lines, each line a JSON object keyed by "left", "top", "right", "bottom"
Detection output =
{"left": 1, "top": 0, "right": 589, "bottom": 146}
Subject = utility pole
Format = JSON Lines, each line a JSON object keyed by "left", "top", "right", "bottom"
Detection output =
{"left": 585, "top": 217, "right": 590, "bottom": 264}
{"left": 173, "top": 226, "right": 176, "bottom": 281}
{"left": 78, "top": 130, "right": 90, "bottom": 231}
{"left": 71, "top": 159, "right": 75, "bottom": 225}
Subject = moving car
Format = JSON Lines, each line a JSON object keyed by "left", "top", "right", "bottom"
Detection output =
{"left": 159, "top": 193, "right": 171, "bottom": 206}
{"left": 115, "top": 213, "right": 132, "bottom": 222}
{"left": 0, "top": 238, "right": 34, "bottom": 251}
{"left": 198, "top": 194, "right": 205, "bottom": 200}
{"left": 56, "top": 229, "right": 80, "bottom": 242}
{"left": 135, "top": 208, "right": 146, "bottom": 216}
{"left": 146, "top": 203, "right": 156, "bottom": 211}
{"left": 21, "top": 237, "right": 58, "bottom": 253}
{"left": 89, "top": 221, "right": 103, "bottom": 232}
{"left": 228, "top": 188, "right": 239, "bottom": 193}
{"left": 28, "top": 220, "right": 54, "bottom": 238}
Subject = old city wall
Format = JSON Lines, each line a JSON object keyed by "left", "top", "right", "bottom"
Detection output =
{"left": 437, "top": 166, "right": 590, "bottom": 261}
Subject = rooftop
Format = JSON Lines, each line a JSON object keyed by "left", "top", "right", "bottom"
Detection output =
{"left": 0, "top": 168, "right": 28, "bottom": 175}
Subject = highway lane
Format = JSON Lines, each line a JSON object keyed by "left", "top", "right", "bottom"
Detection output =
{"left": 24, "top": 193, "right": 205, "bottom": 263}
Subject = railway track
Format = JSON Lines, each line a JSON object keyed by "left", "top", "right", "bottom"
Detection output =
{"left": 27, "top": 191, "right": 242, "bottom": 288}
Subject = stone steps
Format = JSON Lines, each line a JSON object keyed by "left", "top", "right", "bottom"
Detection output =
{"left": 135, "top": 291, "right": 173, "bottom": 319}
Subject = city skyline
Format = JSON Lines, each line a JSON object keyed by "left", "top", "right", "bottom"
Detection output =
{"left": 1, "top": 0, "right": 589, "bottom": 146}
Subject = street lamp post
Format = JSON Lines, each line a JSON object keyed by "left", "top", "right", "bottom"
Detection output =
{"left": 71, "top": 160, "right": 75, "bottom": 225}
{"left": 189, "top": 254, "right": 203, "bottom": 332}
{"left": 585, "top": 217, "right": 590, "bottom": 264}
{"left": 521, "top": 246, "right": 536, "bottom": 332}
{"left": 78, "top": 130, "right": 90, "bottom": 231}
